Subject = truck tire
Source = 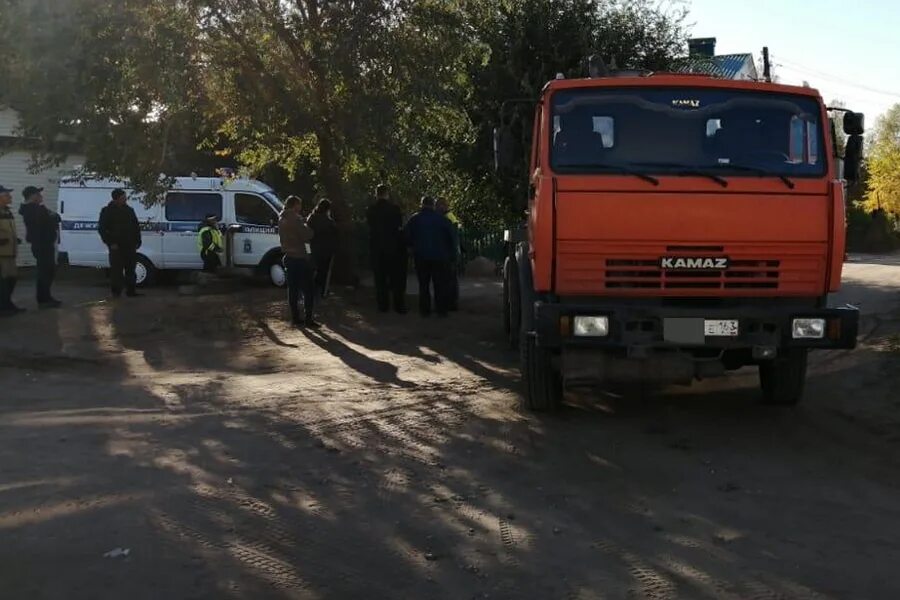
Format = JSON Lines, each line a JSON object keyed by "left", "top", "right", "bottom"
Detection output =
{"left": 759, "top": 349, "right": 808, "bottom": 406}
{"left": 504, "top": 257, "right": 521, "bottom": 349}
{"left": 521, "top": 332, "right": 563, "bottom": 412}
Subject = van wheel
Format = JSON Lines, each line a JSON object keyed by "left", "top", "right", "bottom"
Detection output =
{"left": 266, "top": 255, "right": 287, "bottom": 288}
{"left": 521, "top": 332, "right": 563, "bottom": 412}
{"left": 135, "top": 255, "right": 156, "bottom": 287}
{"left": 759, "top": 349, "right": 808, "bottom": 406}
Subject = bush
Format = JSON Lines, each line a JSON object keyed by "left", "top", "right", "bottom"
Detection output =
{"left": 847, "top": 204, "right": 900, "bottom": 253}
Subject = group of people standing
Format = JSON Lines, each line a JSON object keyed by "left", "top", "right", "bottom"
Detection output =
{"left": 366, "top": 184, "right": 460, "bottom": 318}
{"left": 0, "top": 182, "right": 156, "bottom": 317}
{"left": 0, "top": 184, "right": 64, "bottom": 316}
{"left": 278, "top": 195, "right": 339, "bottom": 328}
{"left": 277, "top": 183, "right": 460, "bottom": 328}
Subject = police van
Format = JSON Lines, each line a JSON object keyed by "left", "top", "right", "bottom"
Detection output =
{"left": 58, "top": 176, "right": 287, "bottom": 287}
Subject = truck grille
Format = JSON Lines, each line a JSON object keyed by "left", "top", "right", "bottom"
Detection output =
{"left": 555, "top": 242, "right": 827, "bottom": 297}
{"left": 605, "top": 258, "right": 780, "bottom": 290}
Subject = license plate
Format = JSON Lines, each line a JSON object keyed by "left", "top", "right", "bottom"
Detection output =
{"left": 704, "top": 319, "right": 739, "bottom": 337}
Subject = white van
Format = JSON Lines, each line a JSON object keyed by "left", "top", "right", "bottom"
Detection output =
{"left": 58, "top": 176, "right": 287, "bottom": 287}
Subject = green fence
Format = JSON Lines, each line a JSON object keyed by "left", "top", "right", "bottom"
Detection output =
{"left": 349, "top": 222, "right": 508, "bottom": 275}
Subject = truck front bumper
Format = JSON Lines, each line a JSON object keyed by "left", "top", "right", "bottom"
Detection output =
{"left": 534, "top": 301, "right": 860, "bottom": 352}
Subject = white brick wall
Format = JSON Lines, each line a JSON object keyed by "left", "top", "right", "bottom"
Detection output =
{"left": 1, "top": 106, "right": 86, "bottom": 266}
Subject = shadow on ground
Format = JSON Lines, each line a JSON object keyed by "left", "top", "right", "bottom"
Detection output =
{"left": 0, "top": 273, "right": 899, "bottom": 599}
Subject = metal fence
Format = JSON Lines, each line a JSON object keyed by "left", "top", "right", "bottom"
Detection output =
{"left": 348, "top": 222, "right": 508, "bottom": 275}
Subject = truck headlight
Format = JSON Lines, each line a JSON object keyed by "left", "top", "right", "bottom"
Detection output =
{"left": 573, "top": 316, "right": 609, "bottom": 337}
{"left": 792, "top": 318, "right": 825, "bottom": 339}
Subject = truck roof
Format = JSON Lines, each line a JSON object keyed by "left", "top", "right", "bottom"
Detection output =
{"left": 543, "top": 73, "right": 822, "bottom": 100}
{"left": 59, "top": 176, "right": 275, "bottom": 194}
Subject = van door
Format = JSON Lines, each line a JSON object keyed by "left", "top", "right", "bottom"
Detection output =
{"left": 231, "top": 192, "right": 280, "bottom": 267}
{"left": 161, "top": 191, "right": 223, "bottom": 268}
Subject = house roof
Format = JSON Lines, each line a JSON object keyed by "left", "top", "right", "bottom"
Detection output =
{"left": 673, "top": 54, "right": 755, "bottom": 80}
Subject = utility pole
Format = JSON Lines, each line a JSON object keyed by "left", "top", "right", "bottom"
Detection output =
{"left": 762, "top": 46, "right": 771, "bottom": 82}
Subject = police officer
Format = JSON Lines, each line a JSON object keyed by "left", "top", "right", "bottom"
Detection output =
{"left": 19, "top": 186, "right": 62, "bottom": 308}
{"left": 98, "top": 188, "right": 142, "bottom": 298}
{"left": 366, "top": 184, "right": 407, "bottom": 313}
{"left": 198, "top": 214, "right": 224, "bottom": 273}
{"left": 0, "top": 185, "right": 24, "bottom": 316}
{"left": 404, "top": 196, "right": 455, "bottom": 317}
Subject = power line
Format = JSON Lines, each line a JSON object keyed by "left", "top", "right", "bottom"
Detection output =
{"left": 773, "top": 55, "right": 900, "bottom": 99}
{"left": 773, "top": 66, "right": 891, "bottom": 106}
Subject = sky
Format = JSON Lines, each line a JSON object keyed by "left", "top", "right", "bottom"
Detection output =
{"left": 688, "top": 0, "right": 900, "bottom": 126}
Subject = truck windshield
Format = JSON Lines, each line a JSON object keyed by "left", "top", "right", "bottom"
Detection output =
{"left": 551, "top": 87, "right": 825, "bottom": 178}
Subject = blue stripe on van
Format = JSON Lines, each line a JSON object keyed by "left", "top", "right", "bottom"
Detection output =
{"left": 61, "top": 221, "right": 278, "bottom": 235}
{"left": 62, "top": 220, "right": 194, "bottom": 233}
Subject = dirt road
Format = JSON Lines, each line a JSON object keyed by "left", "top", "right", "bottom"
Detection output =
{"left": 1, "top": 256, "right": 899, "bottom": 600}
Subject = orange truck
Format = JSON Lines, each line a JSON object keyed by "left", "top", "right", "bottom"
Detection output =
{"left": 495, "top": 65, "right": 865, "bottom": 411}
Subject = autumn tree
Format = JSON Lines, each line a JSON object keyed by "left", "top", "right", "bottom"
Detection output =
{"left": 864, "top": 103, "right": 900, "bottom": 214}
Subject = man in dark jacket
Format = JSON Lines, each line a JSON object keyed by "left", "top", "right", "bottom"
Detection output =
{"left": 404, "top": 195, "right": 455, "bottom": 317}
{"left": 98, "top": 188, "right": 142, "bottom": 298}
{"left": 366, "top": 184, "right": 407, "bottom": 313}
{"left": 307, "top": 198, "right": 338, "bottom": 299}
{"left": 19, "top": 186, "right": 62, "bottom": 308}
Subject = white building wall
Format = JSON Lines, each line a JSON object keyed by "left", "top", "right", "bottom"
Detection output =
{"left": 0, "top": 108, "right": 85, "bottom": 266}
{"left": 0, "top": 107, "right": 20, "bottom": 137}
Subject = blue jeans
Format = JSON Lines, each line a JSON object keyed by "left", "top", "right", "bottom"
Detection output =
{"left": 31, "top": 245, "right": 56, "bottom": 303}
{"left": 284, "top": 256, "right": 315, "bottom": 322}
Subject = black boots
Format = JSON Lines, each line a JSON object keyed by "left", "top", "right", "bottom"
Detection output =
{"left": 0, "top": 277, "right": 24, "bottom": 316}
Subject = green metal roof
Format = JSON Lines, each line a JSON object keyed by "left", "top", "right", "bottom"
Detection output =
{"left": 673, "top": 54, "right": 755, "bottom": 80}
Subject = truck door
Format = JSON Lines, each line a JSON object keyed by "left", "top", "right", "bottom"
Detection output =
{"left": 231, "top": 192, "right": 280, "bottom": 268}
{"left": 161, "top": 191, "right": 223, "bottom": 268}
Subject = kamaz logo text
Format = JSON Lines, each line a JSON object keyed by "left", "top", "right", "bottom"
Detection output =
{"left": 660, "top": 257, "right": 729, "bottom": 270}
{"left": 671, "top": 99, "right": 700, "bottom": 108}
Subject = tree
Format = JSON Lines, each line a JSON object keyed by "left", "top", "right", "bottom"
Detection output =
{"left": 864, "top": 103, "right": 900, "bottom": 214}
{"left": 452, "top": 0, "right": 688, "bottom": 228}
{"left": 0, "top": 0, "right": 688, "bottom": 241}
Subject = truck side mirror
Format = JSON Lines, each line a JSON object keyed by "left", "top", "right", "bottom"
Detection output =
{"left": 843, "top": 135, "right": 864, "bottom": 183}
{"left": 843, "top": 112, "right": 865, "bottom": 136}
{"left": 493, "top": 126, "right": 516, "bottom": 173}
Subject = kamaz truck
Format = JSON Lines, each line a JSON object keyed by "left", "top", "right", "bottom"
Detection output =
{"left": 496, "top": 65, "right": 865, "bottom": 411}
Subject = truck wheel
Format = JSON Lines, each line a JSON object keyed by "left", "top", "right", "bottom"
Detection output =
{"left": 759, "top": 349, "right": 808, "bottom": 406}
{"left": 135, "top": 255, "right": 156, "bottom": 287}
{"left": 521, "top": 333, "right": 563, "bottom": 412}
{"left": 504, "top": 257, "right": 521, "bottom": 349}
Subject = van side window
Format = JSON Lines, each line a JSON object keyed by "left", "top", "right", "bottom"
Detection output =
{"left": 236, "top": 193, "right": 277, "bottom": 227}
{"left": 165, "top": 193, "right": 223, "bottom": 222}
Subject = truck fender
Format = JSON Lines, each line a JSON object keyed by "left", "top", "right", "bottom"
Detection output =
{"left": 515, "top": 242, "right": 535, "bottom": 332}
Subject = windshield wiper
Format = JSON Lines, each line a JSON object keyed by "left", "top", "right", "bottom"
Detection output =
{"left": 631, "top": 162, "right": 728, "bottom": 188}
{"left": 558, "top": 164, "right": 660, "bottom": 186}
{"left": 704, "top": 163, "right": 796, "bottom": 190}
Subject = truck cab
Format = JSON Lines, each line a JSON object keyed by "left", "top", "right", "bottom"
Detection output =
{"left": 498, "top": 71, "right": 865, "bottom": 410}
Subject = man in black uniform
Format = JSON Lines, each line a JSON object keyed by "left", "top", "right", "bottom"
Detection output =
{"left": 18, "top": 186, "right": 62, "bottom": 308}
{"left": 98, "top": 188, "right": 142, "bottom": 298}
{"left": 366, "top": 184, "right": 407, "bottom": 313}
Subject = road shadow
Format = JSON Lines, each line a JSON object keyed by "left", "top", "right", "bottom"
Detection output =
{"left": 1, "top": 274, "right": 900, "bottom": 599}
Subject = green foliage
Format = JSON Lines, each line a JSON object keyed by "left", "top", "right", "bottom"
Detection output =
{"left": 0, "top": 0, "right": 688, "bottom": 231}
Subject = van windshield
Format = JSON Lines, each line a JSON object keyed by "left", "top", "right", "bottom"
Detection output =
{"left": 551, "top": 87, "right": 825, "bottom": 177}
{"left": 262, "top": 192, "right": 284, "bottom": 212}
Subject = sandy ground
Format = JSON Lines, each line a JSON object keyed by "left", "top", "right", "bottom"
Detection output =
{"left": 1, "top": 256, "right": 899, "bottom": 600}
